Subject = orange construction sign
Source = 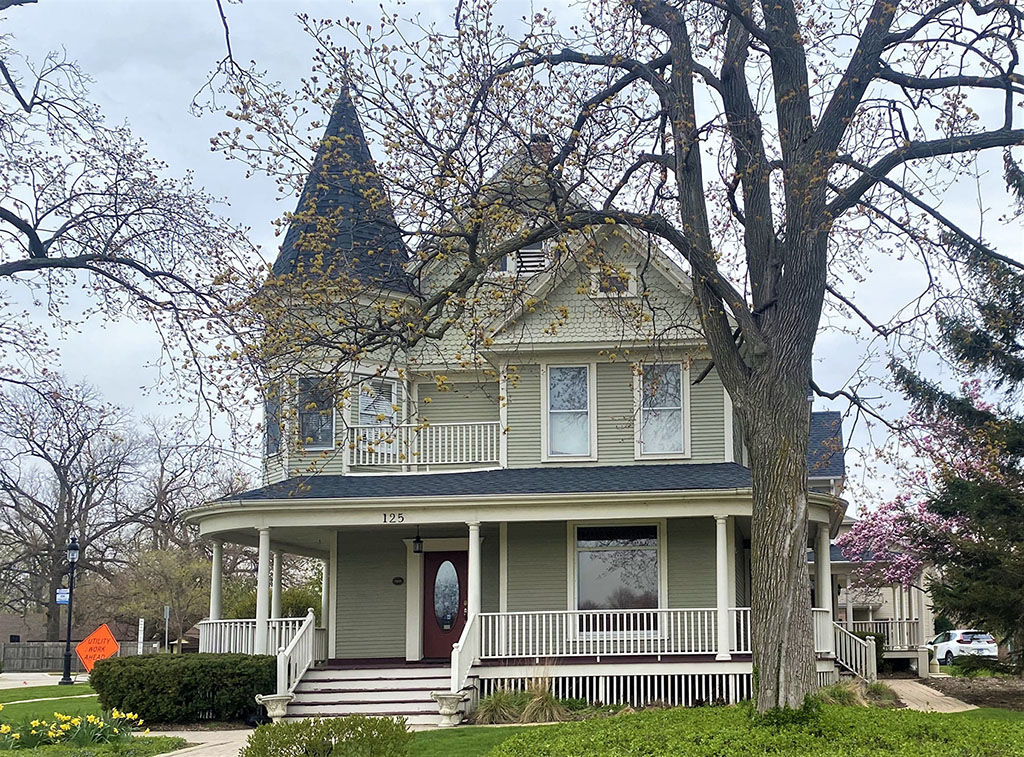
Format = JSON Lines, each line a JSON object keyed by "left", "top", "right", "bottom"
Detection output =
{"left": 75, "top": 624, "right": 120, "bottom": 672}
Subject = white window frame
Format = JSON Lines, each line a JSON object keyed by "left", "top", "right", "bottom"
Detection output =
{"left": 565, "top": 519, "right": 669, "bottom": 639}
{"left": 356, "top": 377, "right": 400, "bottom": 454}
{"left": 633, "top": 362, "right": 692, "bottom": 460}
{"left": 541, "top": 362, "right": 598, "bottom": 462}
{"left": 297, "top": 377, "right": 336, "bottom": 451}
{"left": 590, "top": 265, "right": 638, "bottom": 298}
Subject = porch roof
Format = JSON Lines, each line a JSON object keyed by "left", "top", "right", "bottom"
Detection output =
{"left": 222, "top": 462, "right": 753, "bottom": 502}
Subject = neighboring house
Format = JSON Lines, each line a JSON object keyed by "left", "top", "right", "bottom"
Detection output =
{"left": 186, "top": 91, "right": 869, "bottom": 725}
{"left": 827, "top": 516, "right": 936, "bottom": 667}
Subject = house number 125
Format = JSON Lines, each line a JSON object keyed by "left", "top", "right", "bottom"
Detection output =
{"left": 383, "top": 512, "right": 405, "bottom": 523}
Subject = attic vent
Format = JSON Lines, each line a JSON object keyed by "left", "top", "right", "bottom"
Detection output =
{"left": 515, "top": 242, "right": 548, "bottom": 274}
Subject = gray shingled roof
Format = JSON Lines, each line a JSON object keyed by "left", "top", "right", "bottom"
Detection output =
{"left": 273, "top": 88, "right": 411, "bottom": 290}
{"left": 222, "top": 462, "right": 754, "bottom": 502}
{"left": 808, "top": 411, "right": 845, "bottom": 478}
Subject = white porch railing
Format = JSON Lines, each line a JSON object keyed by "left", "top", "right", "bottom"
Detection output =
{"left": 276, "top": 609, "right": 317, "bottom": 696}
{"left": 730, "top": 608, "right": 751, "bottom": 653}
{"left": 478, "top": 608, "right": 722, "bottom": 659}
{"left": 833, "top": 622, "right": 877, "bottom": 681}
{"left": 451, "top": 613, "right": 481, "bottom": 693}
{"left": 849, "top": 619, "right": 920, "bottom": 650}
{"left": 198, "top": 619, "right": 256, "bottom": 654}
{"left": 347, "top": 422, "right": 501, "bottom": 467}
{"left": 198, "top": 616, "right": 328, "bottom": 658}
{"left": 813, "top": 609, "right": 834, "bottom": 654}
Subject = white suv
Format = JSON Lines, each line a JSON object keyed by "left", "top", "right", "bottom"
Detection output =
{"left": 927, "top": 629, "right": 998, "bottom": 666}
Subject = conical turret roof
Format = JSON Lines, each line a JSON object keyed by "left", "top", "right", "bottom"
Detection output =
{"left": 273, "top": 88, "right": 411, "bottom": 290}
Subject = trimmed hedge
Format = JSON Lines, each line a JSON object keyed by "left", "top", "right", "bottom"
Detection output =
{"left": 240, "top": 716, "right": 410, "bottom": 757}
{"left": 486, "top": 705, "right": 1024, "bottom": 756}
{"left": 90, "top": 654, "right": 274, "bottom": 724}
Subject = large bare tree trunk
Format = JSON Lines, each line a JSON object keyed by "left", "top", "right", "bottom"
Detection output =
{"left": 744, "top": 375, "right": 816, "bottom": 711}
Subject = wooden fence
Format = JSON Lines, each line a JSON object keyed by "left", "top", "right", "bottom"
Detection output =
{"left": 0, "top": 640, "right": 158, "bottom": 672}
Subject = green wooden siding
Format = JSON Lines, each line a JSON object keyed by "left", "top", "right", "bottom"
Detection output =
{"left": 690, "top": 364, "right": 725, "bottom": 463}
{"left": 506, "top": 522, "right": 567, "bottom": 611}
{"left": 415, "top": 381, "right": 500, "bottom": 423}
{"left": 335, "top": 530, "right": 408, "bottom": 658}
{"left": 506, "top": 364, "right": 542, "bottom": 466}
{"left": 666, "top": 518, "right": 716, "bottom": 607}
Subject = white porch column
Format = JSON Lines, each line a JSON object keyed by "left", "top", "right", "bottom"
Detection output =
{"left": 467, "top": 521, "right": 482, "bottom": 619}
{"left": 715, "top": 515, "right": 731, "bottom": 661}
{"left": 320, "top": 560, "right": 330, "bottom": 626}
{"left": 209, "top": 539, "right": 223, "bottom": 621}
{"left": 271, "top": 551, "right": 283, "bottom": 619}
{"left": 844, "top": 575, "right": 853, "bottom": 626}
{"left": 254, "top": 527, "right": 271, "bottom": 654}
{"left": 815, "top": 524, "right": 831, "bottom": 616}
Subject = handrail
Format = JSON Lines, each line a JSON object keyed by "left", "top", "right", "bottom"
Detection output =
{"left": 833, "top": 622, "right": 877, "bottom": 681}
{"left": 451, "top": 613, "right": 480, "bottom": 693}
{"left": 276, "top": 608, "right": 317, "bottom": 696}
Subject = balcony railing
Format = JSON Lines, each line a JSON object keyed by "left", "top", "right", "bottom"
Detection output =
{"left": 347, "top": 421, "right": 501, "bottom": 468}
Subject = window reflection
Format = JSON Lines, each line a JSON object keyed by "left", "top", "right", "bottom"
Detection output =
{"left": 434, "top": 560, "right": 459, "bottom": 631}
{"left": 576, "top": 525, "right": 658, "bottom": 610}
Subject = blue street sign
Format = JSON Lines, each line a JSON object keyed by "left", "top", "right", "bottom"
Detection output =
{"left": 56, "top": 588, "right": 69, "bottom": 605}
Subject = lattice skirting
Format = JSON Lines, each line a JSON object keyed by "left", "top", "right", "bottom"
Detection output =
{"left": 817, "top": 668, "right": 840, "bottom": 687}
{"left": 477, "top": 672, "right": 753, "bottom": 708}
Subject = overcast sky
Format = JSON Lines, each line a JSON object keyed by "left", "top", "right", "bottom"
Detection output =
{"left": 5, "top": 1, "right": 1022, "bottom": 502}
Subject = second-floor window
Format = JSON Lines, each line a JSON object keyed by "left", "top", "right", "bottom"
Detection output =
{"left": 265, "top": 392, "right": 281, "bottom": 455}
{"left": 546, "top": 365, "right": 592, "bottom": 458}
{"left": 298, "top": 378, "right": 334, "bottom": 450}
{"left": 637, "top": 363, "right": 686, "bottom": 456}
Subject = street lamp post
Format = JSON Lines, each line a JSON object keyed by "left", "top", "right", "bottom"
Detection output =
{"left": 59, "top": 537, "right": 80, "bottom": 686}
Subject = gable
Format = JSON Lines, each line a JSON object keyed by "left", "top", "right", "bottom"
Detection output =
{"left": 490, "top": 230, "right": 701, "bottom": 350}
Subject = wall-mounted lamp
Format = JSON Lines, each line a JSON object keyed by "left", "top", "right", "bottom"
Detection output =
{"left": 413, "top": 526, "right": 423, "bottom": 554}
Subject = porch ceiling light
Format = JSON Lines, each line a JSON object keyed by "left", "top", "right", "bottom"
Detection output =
{"left": 413, "top": 527, "right": 423, "bottom": 554}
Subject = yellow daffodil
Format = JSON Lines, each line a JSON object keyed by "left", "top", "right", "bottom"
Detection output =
{"left": 144, "top": 729, "right": 150, "bottom": 735}
{"left": 0, "top": 724, "right": 11, "bottom": 734}
{"left": 113, "top": 728, "right": 119, "bottom": 734}
{"left": 11, "top": 734, "right": 19, "bottom": 740}
{"left": 60, "top": 723, "right": 71, "bottom": 731}
{"left": 70, "top": 717, "right": 81, "bottom": 726}
{"left": 31, "top": 720, "right": 40, "bottom": 727}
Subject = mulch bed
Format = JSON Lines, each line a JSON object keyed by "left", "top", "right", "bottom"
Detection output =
{"left": 923, "top": 676, "right": 1024, "bottom": 711}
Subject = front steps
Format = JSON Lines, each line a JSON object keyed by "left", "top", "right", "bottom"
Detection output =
{"left": 285, "top": 663, "right": 451, "bottom": 726}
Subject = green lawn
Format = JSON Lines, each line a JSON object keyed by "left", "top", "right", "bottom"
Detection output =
{"left": 0, "top": 697, "right": 102, "bottom": 724}
{"left": 0, "top": 737, "right": 186, "bottom": 757}
{"left": 409, "top": 725, "right": 538, "bottom": 757}
{"left": 0, "top": 686, "right": 95, "bottom": 706}
{"left": 409, "top": 705, "right": 1024, "bottom": 757}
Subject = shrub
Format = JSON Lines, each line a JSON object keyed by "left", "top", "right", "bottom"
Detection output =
{"left": 90, "top": 654, "right": 274, "bottom": 724}
{"left": 486, "top": 704, "right": 1024, "bottom": 756}
{"left": 865, "top": 681, "right": 899, "bottom": 707}
{"left": 519, "top": 683, "right": 568, "bottom": 724}
{"left": 817, "top": 680, "right": 866, "bottom": 707}
{"left": 474, "top": 690, "right": 530, "bottom": 725}
{"left": 852, "top": 631, "right": 886, "bottom": 673}
{"left": 239, "top": 716, "right": 410, "bottom": 757}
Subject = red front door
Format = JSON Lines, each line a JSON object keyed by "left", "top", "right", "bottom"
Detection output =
{"left": 423, "top": 551, "right": 467, "bottom": 659}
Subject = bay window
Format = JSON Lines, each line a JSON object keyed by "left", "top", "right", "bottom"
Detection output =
{"left": 546, "top": 365, "right": 592, "bottom": 458}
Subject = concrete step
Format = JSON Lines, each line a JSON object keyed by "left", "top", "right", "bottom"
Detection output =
{"left": 295, "top": 676, "right": 449, "bottom": 692}
{"left": 302, "top": 667, "right": 450, "bottom": 683}
{"left": 283, "top": 712, "right": 440, "bottom": 726}
{"left": 288, "top": 700, "right": 438, "bottom": 715}
{"left": 292, "top": 687, "right": 439, "bottom": 702}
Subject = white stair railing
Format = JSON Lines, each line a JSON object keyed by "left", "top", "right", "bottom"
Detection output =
{"left": 833, "top": 622, "right": 877, "bottom": 681}
{"left": 451, "top": 613, "right": 481, "bottom": 693}
{"left": 276, "top": 608, "right": 317, "bottom": 696}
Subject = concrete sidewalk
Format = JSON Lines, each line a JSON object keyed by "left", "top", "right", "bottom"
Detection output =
{"left": 886, "top": 679, "right": 977, "bottom": 713}
{"left": 149, "top": 730, "right": 252, "bottom": 757}
{"left": 0, "top": 672, "right": 88, "bottom": 689}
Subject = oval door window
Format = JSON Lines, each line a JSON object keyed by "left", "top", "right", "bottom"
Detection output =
{"left": 434, "top": 560, "right": 459, "bottom": 632}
